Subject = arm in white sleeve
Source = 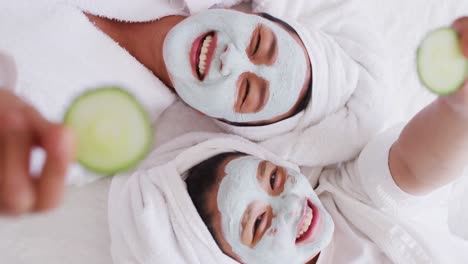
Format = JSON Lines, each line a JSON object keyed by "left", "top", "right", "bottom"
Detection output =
{"left": 356, "top": 125, "right": 453, "bottom": 214}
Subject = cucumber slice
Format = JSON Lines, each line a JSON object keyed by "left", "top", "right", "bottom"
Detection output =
{"left": 417, "top": 28, "right": 468, "bottom": 95}
{"left": 64, "top": 87, "right": 153, "bottom": 175}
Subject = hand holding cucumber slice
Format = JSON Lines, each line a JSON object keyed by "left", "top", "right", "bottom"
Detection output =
{"left": 64, "top": 87, "right": 153, "bottom": 175}
{"left": 418, "top": 28, "right": 468, "bottom": 95}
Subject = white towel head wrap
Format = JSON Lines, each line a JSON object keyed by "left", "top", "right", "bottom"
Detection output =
{"left": 108, "top": 132, "right": 303, "bottom": 264}
{"left": 216, "top": 5, "right": 387, "bottom": 168}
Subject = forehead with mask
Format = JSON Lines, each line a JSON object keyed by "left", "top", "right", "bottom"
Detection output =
{"left": 186, "top": 154, "right": 334, "bottom": 264}
{"left": 163, "top": 9, "right": 311, "bottom": 125}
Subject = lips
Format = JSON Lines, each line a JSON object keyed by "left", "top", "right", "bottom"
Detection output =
{"left": 295, "top": 199, "right": 321, "bottom": 245}
{"left": 190, "top": 31, "right": 217, "bottom": 81}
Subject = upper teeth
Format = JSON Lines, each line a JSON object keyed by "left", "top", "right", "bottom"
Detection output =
{"left": 199, "top": 35, "right": 212, "bottom": 75}
{"left": 296, "top": 206, "right": 313, "bottom": 239}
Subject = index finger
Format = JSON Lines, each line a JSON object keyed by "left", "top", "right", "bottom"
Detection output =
{"left": 34, "top": 125, "right": 75, "bottom": 211}
{"left": 21, "top": 105, "right": 76, "bottom": 211}
{"left": 453, "top": 17, "right": 468, "bottom": 32}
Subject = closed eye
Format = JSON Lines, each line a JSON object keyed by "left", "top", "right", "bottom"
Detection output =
{"left": 241, "top": 79, "right": 250, "bottom": 108}
{"left": 253, "top": 29, "right": 261, "bottom": 55}
{"left": 248, "top": 25, "right": 263, "bottom": 57}
{"left": 246, "top": 23, "right": 278, "bottom": 66}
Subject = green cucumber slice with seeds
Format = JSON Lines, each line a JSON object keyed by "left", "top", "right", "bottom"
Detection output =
{"left": 64, "top": 87, "right": 153, "bottom": 175}
{"left": 417, "top": 27, "right": 468, "bottom": 95}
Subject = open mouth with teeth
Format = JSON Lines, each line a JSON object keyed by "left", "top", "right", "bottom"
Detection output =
{"left": 190, "top": 31, "right": 217, "bottom": 81}
{"left": 295, "top": 199, "right": 321, "bottom": 245}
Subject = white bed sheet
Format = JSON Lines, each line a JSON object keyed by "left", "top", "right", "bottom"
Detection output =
{"left": 0, "top": 178, "right": 112, "bottom": 264}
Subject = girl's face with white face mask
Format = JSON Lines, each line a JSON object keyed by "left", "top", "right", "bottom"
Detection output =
{"left": 163, "top": 9, "right": 311, "bottom": 125}
{"left": 204, "top": 155, "right": 334, "bottom": 264}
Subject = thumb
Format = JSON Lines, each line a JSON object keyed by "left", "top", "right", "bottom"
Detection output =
{"left": 452, "top": 17, "right": 468, "bottom": 58}
{"left": 460, "top": 31, "right": 468, "bottom": 58}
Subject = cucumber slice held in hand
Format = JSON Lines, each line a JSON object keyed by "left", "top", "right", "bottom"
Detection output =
{"left": 64, "top": 87, "right": 153, "bottom": 175}
{"left": 417, "top": 28, "right": 468, "bottom": 95}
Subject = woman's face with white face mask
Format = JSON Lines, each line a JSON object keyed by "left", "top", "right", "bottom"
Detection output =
{"left": 163, "top": 9, "right": 311, "bottom": 125}
{"left": 204, "top": 155, "right": 334, "bottom": 264}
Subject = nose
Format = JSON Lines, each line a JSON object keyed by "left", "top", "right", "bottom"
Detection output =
{"left": 275, "top": 194, "right": 303, "bottom": 223}
{"left": 219, "top": 43, "right": 245, "bottom": 76}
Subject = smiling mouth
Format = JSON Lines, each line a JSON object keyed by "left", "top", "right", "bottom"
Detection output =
{"left": 190, "top": 31, "right": 217, "bottom": 81}
{"left": 295, "top": 199, "right": 321, "bottom": 245}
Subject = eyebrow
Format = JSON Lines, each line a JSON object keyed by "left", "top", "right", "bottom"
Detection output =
{"left": 258, "top": 160, "right": 267, "bottom": 179}
{"left": 257, "top": 12, "right": 299, "bottom": 36}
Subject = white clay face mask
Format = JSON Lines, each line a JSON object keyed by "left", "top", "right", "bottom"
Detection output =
{"left": 217, "top": 156, "right": 334, "bottom": 264}
{"left": 163, "top": 9, "right": 308, "bottom": 123}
